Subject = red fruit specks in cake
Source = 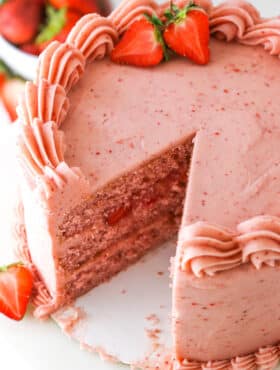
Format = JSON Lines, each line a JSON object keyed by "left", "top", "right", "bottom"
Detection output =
{"left": 107, "top": 205, "right": 132, "bottom": 226}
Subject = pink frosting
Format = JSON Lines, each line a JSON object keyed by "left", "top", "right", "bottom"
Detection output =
{"left": 210, "top": 0, "right": 280, "bottom": 58}
{"left": 109, "top": 0, "right": 158, "bottom": 35}
{"left": 210, "top": 0, "right": 260, "bottom": 41}
{"left": 256, "top": 346, "right": 279, "bottom": 370}
{"left": 67, "top": 14, "right": 118, "bottom": 62}
{"left": 18, "top": 118, "right": 65, "bottom": 177}
{"left": 16, "top": 80, "right": 69, "bottom": 127}
{"left": 180, "top": 216, "right": 280, "bottom": 277}
{"left": 36, "top": 41, "right": 85, "bottom": 93}
{"left": 241, "top": 18, "right": 280, "bottom": 57}
{"left": 231, "top": 354, "right": 256, "bottom": 370}
{"left": 176, "top": 345, "right": 280, "bottom": 369}
{"left": 15, "top": 0, "right": 280, "bottom": 195}
{"left": 238, "top": 216, "right": 280, "bottom": 269}
{"left": 179, "top": 222, "right": 241, "bottom": 277}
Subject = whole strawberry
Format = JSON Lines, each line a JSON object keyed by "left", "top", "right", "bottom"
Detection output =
{"left": 111, "top": 15, "right": 168, "bottom": 67}
{"left": 0, "top": 263, "right": 33, "bottom": 321}
{"left": 0, "top": 0, "right": 43, "bottom": 45}
{"left": 164, "top": 2, "right": 210, "bottom": 65}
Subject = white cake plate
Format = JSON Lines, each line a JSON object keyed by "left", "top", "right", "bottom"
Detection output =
{"left": 53, "top": 242, "right": 175, "bottom": 369}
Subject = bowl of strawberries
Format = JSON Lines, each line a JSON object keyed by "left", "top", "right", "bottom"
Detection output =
{"left": 0, "top": 0, "right": 111, "bottom": 80}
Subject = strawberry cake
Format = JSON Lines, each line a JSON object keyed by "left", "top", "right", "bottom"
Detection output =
{"left": 3, "top": 0, "right": 280, "bottom": 368}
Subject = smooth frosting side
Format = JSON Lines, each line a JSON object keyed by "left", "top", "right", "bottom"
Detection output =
{"left": 180, "top": 216, "right": 280, "bottom": 277}
{"left": 176, "top": 345, "right": 280, "bottom": 369}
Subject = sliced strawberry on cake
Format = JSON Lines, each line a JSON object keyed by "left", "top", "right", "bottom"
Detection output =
{"left": 163, "top": 2, "right": 210, "bottom": 65}
{"left": 111, "top": 15, "right": 168, "bottom": 67}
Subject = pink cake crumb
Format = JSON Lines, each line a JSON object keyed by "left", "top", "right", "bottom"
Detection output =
{"left": 146, "top": 314, "right": 160, "bottom": 326}
{"left": 54, "top": 305, "right": 86, "bottom": 334}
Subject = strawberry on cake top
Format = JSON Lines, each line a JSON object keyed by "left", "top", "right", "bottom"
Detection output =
{"left": 0, "top": 0, "right": 280, "bottom": 369}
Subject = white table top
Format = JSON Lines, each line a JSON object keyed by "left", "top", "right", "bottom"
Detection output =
{"left": 1, "top": 1, "right": 280, "bottom": 370}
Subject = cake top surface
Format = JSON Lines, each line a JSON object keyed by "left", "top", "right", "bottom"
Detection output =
{"left": 63, "top": 39, "right": 280, "bottom": 202}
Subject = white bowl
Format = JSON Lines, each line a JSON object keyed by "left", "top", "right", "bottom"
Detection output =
{"left": 0, "top": 35, "right": 38, "bottom": 80}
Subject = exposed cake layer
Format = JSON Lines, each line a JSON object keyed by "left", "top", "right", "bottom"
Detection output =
{"left": 58, "top": 139, "right": 192, "bottom": 269}
{"left": 54, "top": 138, "right": 192, "bottom": 307}
{"left": 62, "top": 214, "right": 178, "bottom": 304}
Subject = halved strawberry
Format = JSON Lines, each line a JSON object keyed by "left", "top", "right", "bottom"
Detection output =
{"left": 0, "top": 263, "right": 33, "bottom": 321}
{"left": 163, "top": 3, "right": 210, "bottom": 65}
{"left": 111, "top": 15, "right": 167, "bottom": 67}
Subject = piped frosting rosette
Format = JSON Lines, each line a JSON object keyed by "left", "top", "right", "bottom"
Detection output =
{"left": 241, "top": 18, "right": 280, "bottom": 57}
{"left": 17, "top": 80, "right": 69, "bottom": 127}
{"left": 237, "top": 216, "right": 280, "bottom": 269}
{"left": 177, "top": 345, "right": 280, "bottom": 370}
{"left": 180, "top": 222, "right": 242, "bottom": 277}
{"left": 109, "top": 0, "right": 158, "bottom": 35}
{"left": 36, "top": 41, "right": 85, "bottom": 93}
{"left": 231, "top": 354, "right": 256, "bottom": 370}
{"left": 210, "top": 0, "right": 260, "bottom": 41}
{"left": 256, "top": 346, "right": 280, "bottom": 370}
{"left": 67, "top": 14, "right": 118, "bottom": 62}
{"left": 180, "top": 216, "right": 280, "bottom": 276}
{"left": 202, "top": 360, "right": 231, "bottom": 370}
{"left": 209, "top": 0, "right": 280, "bottom": 58}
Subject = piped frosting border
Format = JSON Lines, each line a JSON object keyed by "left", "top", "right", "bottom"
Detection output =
{"left": 180, "top": 215, "right": 280, "bottom": 277}
{"left": 175, "top": 344, "right": 280, "bottom": 370}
